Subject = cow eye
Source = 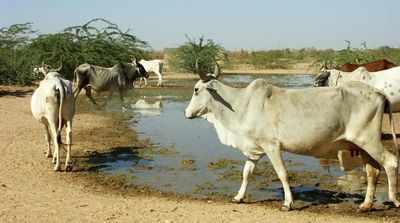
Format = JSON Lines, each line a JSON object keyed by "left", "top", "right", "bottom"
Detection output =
{"left": 194, "top": 88, "right": 199, "bottom": 93}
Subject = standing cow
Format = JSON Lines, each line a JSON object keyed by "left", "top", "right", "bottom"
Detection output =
{"left": 185, "top": 74, "right": 399, "bottom": 211}
{"left": 73, "top": 62, "right": 140, "bottom": 105}
{"left": 136, "top": 59, "right": 164, "bottom": 86}
{"left": 31, "top": 71, "right": 75, "bottom": 171}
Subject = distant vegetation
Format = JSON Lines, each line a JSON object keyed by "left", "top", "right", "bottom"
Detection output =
{"left": 225, "top": 42, "right": 400, "bottom": 71}
{"left": 1, "top": 18, "right": 400, "bottom": 85}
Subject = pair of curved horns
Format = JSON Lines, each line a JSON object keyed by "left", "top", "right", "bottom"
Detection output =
{"left": 195, "top": 58, "right": 221, "bottom": 82}
{"left": 42, "top": 61, "right": 63, "bottom": 72}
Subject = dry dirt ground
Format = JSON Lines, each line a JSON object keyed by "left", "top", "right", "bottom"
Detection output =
{"left": 0, "top": 85, "right": 399, "bottom": 223}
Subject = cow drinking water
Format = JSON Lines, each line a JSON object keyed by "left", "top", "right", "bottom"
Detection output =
{"left": 73, "top": 62, "right": 140, "bottom": 105}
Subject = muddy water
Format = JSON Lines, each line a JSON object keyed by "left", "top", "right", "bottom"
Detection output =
{"left": 87, "top": 74, "right": 392, "bottom": 206}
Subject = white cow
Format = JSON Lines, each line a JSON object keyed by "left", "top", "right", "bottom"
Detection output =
{"left": 138, "top": 59, "right": 164, "bottom": 86}
{"left": 314, "top": 66, "right": 400, "bottom": 112}
{"left": 185, "top": 76, "right": 399, "bottom": 211}
{"left": 31, "top": 71, "right": 75, "bottom": 171}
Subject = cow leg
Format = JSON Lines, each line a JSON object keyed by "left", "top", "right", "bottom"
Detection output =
{"left": 357, "top": 142, "right": 400, "bottom": 208}
{"left": 118, "top": 89, "right": 127, "bottom": 108}
{"left": 359, "top": 153, "right": 380, "bottom": 211}
{"left": 263, "top": 143, "right": 293, "bottom": 211}
{"left": 73, "top": 86, "right": 82, "bottom": 99}
{"left": 233, "top": 159, "right": 258, "bottom": 203}
{"left": 118, "top": 89, "right": 124, "bottom": 103}
{"left": 337, "top": 150, "right": 345, "bottom": 171}
{"left": 85, "top": 87, "right": 97, "bottom": 105}
{"left": 65, "top": 120, "right": 73, "bottom": 172}
{"left": 382, "top": 151, "right": 400, "bottom": 207}
{"left": 48, "top": 124, "right": 61, "bottom": 171}
{"left": 155, "top": 71, "right": 162, "bottom": 86}
{"left": 43, "top": 124, "right": 52, "bottom": 158}
{"left": 144, "top": 77, "right": 148, "bottom": 86}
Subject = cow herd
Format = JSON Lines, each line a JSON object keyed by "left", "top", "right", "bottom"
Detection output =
{"left": 30, "top": 59, "right": 400, "bottom": 212}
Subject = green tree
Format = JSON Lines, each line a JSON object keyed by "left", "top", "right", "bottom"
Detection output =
{"left": 0, "top": 18, "right": 150, "bottom": 84}
{"left": 169, "top": 35, "right": 226, "bottom": 74}
{"left": 0, "top": 23, "right": 37, "bottom": 85}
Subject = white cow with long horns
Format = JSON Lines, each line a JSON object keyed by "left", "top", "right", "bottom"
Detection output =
{"left": 185, "top": 70, "right": 399, "bottom": 211}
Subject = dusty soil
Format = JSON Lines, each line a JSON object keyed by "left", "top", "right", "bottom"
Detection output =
{"left": 0, "top": 85, "right": 399, "bottom": 223}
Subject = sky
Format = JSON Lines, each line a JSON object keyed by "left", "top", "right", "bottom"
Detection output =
{"left": 1, "top": 0, "right": 400, "bottom": 50}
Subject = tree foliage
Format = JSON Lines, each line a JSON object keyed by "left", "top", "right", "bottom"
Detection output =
{"left": 0, "top": 18, "right": 148, "bottom": 85}
{"left": 168, "top": 35, "right": 226, "bottom": 74}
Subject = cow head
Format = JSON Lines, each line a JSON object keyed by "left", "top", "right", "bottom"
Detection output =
{"left": 186, "top": 58, "right": 229, "bottom": 118}
{"left": 185, "top": 79, "right": 234, "bottom": 119}
{"left": 185, "top": 80, "right": 215, "bottom": 119}
{"left": 118, "top": 62, "right": 139, "bottom": 88}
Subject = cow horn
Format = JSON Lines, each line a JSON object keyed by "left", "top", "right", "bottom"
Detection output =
{"left": 195, "top": 58, "right": 200, "bottom": 74}
{"left": 195, "top": 58, "right": 208, "bottom": 81}
{"left": 54, "top": 61, "right": 63, "bottom": 72}
{"left": 214, "top": 61, "right": 220, "bottom": 78}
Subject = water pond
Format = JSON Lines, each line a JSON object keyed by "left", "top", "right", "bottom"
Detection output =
{"left": 85, "top": 73, "right": 391, "bottom": 206}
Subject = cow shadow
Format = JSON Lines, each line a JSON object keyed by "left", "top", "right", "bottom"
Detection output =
{"left": 251, "top": 186, "right": 364, "bottom": 209}
{"left": 0, "top": 89, "right": 33, "bottom": 97}
{"left": 74, "top": 146, "right": 152, "bottom": 172}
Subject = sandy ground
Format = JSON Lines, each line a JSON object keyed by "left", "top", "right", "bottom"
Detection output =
{"left": 0, "top": 85, "right": 398, "bottom": 223}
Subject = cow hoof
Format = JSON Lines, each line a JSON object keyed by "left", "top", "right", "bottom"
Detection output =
{"left": 231, "top": 198, "right": 244, "bottom": 204}
{"left": 358, "top": 203, "right": 373, "bottom": 212}
{"left": 280, "top": 205, "right": 292, "bottom": 212}
{"left": 46, "top": 153, "right": 52, "bottom": 158}
{"left": 54, "top": 166, "right": 61, "bottom": 172}
{"left": 65, "top": 164, "right": 73, "bottom": 172}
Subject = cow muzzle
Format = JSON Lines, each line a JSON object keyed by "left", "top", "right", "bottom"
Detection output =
{"left": 184, "top": 110, "right": 196, "bottom": 119}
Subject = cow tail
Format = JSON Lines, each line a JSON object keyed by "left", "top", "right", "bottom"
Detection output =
{"left": 56, "top": 80, "right": 65, "bottom": 144}
{"left": 72, "top": 68, "right": 78, "bottom": 97}
{"left": 387, "top": 99, "right": 399, "bottom": 186}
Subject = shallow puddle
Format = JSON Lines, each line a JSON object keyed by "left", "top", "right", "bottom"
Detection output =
{"left": 86, "top": 74, "right": 394, "bottom": 206}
